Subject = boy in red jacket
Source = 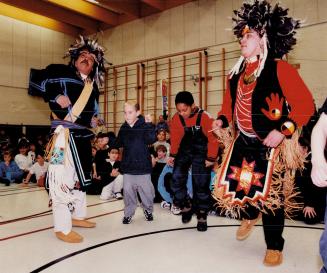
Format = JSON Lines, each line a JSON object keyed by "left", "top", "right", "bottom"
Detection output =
{"left": 167, "top": 91, "right": 219, "bottom": 232}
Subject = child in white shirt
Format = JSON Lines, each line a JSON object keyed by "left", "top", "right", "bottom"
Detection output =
{"left": 15, "top": 141, "right": 33, "bottom": 179}
{"left": 23, "top": 150, "right": 49, "bottom": 187}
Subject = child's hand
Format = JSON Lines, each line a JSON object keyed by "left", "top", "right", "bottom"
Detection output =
{"left": 145, "top": 114, "right": 152, "bottom": 123}
{"left": 303, "top": 206, "right": 317, "bottom": 218}
{"left": 205, "top": 160, "right": 214, "bottom": 167}
{"left": 111, "top": 168, "right": 119, "bottom": 177}
{"left": 167, "top": 157, "right": 174, "bottom": 167}
{"left": 151, "top": 156, "right": 157, "bottom": 167}
{"left": 93, "top": 172, "right": 101, "bottom": 180}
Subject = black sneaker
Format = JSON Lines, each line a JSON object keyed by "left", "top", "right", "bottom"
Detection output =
{"left": 196, "top": 211, "right": 207, "bottom": 232}
{"left": 143, "top": 209, "right": 153, "bottom": 221}
{"left": 197, "top": 220, "right": 208, "bottom": 232}
{"left": 122, "top": 216, "right": 132, "bottom": 224}
{"left": 181, "top": 207, "right": 193, "bottom": 224}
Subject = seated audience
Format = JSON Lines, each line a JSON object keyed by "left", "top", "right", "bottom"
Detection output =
{"left": 100, "top": 147, "right": 123, "bottom": 200}
{"left": 0, "top": 151, "right": 23, "bottom": 186}
{"left": 151, "top": 145, "right": 168, "bottom": 203}
{"left": 152, "top": 129, "right": 170, "bottom": 157}
{"left": 87, "top": 134, "right": 118, "bottom": 195}
{"left": 158, "top": 164, "right": 193, "bottom": 215}
{"left": 23, "top": 150, "right": 49, "bottom": 187}
{"left": 90, "top": 132, "right": 110, "bottom": 194}
{"left": 28, "top": 142, "right": 37, "bottom": 164}
{"left": 294, "top": 112, "right": 326, "bottom": 224}
{"left": 156, "top": 115, "right": 169, "bottom": 133}
{"left": 14, "top": 140, "right": 33, "bottom": 180}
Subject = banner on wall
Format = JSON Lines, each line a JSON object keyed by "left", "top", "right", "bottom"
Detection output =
{"left": 160, "top": 79, "right": 168, "bottom": 120}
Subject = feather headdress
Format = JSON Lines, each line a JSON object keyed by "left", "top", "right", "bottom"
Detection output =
{"left": 233, "top": 0, "right": 300, "bottom": 58}
{"left": 65, "top": 35, "right": 108, "bottom": 86}
{"left": 230, "top": 0, "right": 300, "bottom": 77}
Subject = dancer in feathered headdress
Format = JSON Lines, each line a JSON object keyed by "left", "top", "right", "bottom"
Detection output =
{"left": 211, "top": 0, "right": 315, "bottom": 266}
{"left": 29, "top": 36, "right": 108, "bottom": 243}
{"left": 65, "top": 35, "right": 107, "bottom": 86}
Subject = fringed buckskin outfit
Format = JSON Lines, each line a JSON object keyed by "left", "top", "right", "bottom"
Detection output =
{"left": 29, "top": 36, "right": 106, "bottom": 240}
{"left": 30, "top": 64, "right": 99, "bottom": 234}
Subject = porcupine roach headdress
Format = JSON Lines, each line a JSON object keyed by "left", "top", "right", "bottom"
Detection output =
{"left": 65, "top": 35, "right": 108, "bottom": 86}
{"left": 229, "top": 0, "right": 301, "bottom": 78}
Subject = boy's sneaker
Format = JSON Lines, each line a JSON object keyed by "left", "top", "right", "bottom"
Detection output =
{"left": 171, "top": 204, "right": 181, "bottom": 215}
{"left": 122, "top": 216, "right": 132, "bottom": 224}
{"left": 114, "top": 192, "right": 123, "bottom": 200}
{"left": 143, "top": 209, "right": 154, "bottom": 221}
{"left": 197, "top": 219, "right": 208, "bottom": 232}
{"left": 196, "top": 211, "right": 208, "bottom": 232}
{"left": 208, "top": 210, "right": 218, "bottom": 216}
{"left": 160, "top": 201, "right": 171, "bottom": 209}
{"left": 181, "top": 207, "right": 193, "bottom": 223}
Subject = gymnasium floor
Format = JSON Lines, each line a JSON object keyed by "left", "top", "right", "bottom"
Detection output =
{"left": 0, "top": 184, "right": 323, "bottom": 273}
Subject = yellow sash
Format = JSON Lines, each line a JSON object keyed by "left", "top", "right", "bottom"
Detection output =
{"left": 65, "top": 80, "right": 93, "bottom": 123}
{"left": 52, "top": 80, "right": 93, "bottom": 123}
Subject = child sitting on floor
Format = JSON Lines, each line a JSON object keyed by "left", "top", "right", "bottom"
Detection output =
{"left": 0, "top": 151, "right": 23, "bottom": 186}
{"left": 23, "top": 150, "right": 49, "bottom": 187}
{"left": 100, "top": 147, "right": 123, "bottom": 200}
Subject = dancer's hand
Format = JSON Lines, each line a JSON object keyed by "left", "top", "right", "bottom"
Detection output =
{"left": 56, "top": 95, "right": 71, "bottom": 108}
{"left": 211, "top": 119, "right": 223, "bottom": 135}
{"left": 205, "top": 160, "right": 214, "bottom": 167}
{"left": 262, "top": 129, "right": 285, "bottom": 147}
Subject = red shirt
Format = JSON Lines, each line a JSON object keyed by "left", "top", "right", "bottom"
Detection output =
{"left": 235, "top": 60, "right": 259, "bottom": 134}
{"left": 218, "top": 60, "right": 315, "bottom": 130}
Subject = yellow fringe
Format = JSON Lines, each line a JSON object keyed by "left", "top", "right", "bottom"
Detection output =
{"left": 266, "top": 130, "right": 306, "bottom": 218}
{"left": 45, "top": 133, "right": 57, "bottom": 162}
{"left": 212, "top": 128, "right": 306, "bottom": 219}
{"left": 278, "top": 130, "right": 307, "bottom": 170}
{"left": 64, "top": 128, "right": 70, "bottom": 166}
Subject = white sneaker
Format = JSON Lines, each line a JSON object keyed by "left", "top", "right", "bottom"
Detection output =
{"left": 171, "top": 204, "right": 181, "bottom": 215}
{"left": 160, "top": 201, "right": 171, "bottom": 209}
{"left": 114, "top": 192, "right": 123, "bottom": 200}
{"left": 208, "top": 210, "right": 218, "bottom": 216}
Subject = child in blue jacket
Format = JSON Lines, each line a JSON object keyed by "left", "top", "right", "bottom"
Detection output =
{"left": 116, "top": 101, "right": 156, "bottom": 224}
{"left": 0, "top": 151, "right": 23, "bottom": 186}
